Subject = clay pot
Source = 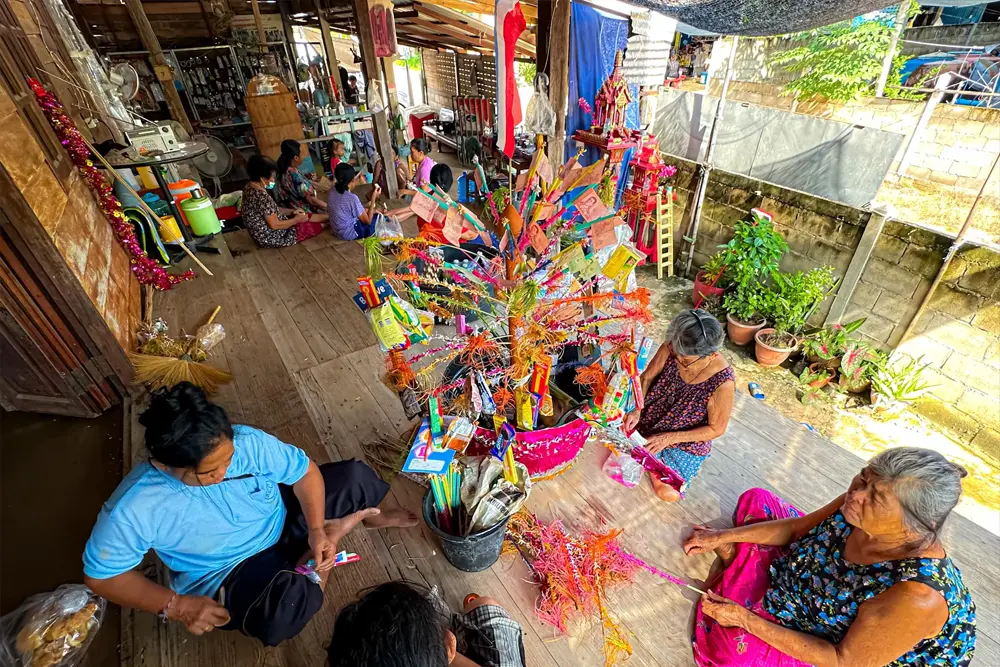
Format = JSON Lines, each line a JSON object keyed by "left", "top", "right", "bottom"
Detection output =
{"left": 726, "top": 313, "right": 766, "bottom": 346}
{"left": 754, "top": 328, "right": 798, "bottom": 367}
{"left": 806, "top": 363, "right": 833, "bottom": 389}
{"left": 693, "top": 271, "right": 725, "bottom": 306}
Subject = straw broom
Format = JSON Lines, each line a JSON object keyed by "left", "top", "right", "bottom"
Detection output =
{"left": 129, "top": 306, "right": 232, "bottom": 393}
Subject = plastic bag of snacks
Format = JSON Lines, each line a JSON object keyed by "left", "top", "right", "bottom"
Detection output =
{"left": 0, "top": 585, "right": 105, "bottom": 667}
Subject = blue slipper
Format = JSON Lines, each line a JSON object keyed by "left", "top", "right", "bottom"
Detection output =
{"left": 748, "top": 382, "right": 765, "bottom": 400}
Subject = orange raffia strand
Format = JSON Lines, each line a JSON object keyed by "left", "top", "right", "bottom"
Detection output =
{"left": 386, "top": 349, "right": 416, "bottom": 390}
{"left": 459, "top": 332, "right": 501, "bottom": 368}
{"left": 575, "top": 363, "right": 609, "bottom": 397}
{"left": 493, "top": 386, "right": 515, "bottom": 412}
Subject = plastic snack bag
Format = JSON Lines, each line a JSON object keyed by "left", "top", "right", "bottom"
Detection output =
{"left": 1, "top": 585, "right": 105, "bottom": 667}
{"left": 602, "top": 450, "right": 643, "bottom": 488}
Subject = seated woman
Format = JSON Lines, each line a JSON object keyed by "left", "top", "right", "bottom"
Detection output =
{"left": 329, "top": 581, "right": 525, "bottom": 667}
{"left": 241, "top": 155, "right": 327, "bottom": 248}
{"left": 386, "top": 164, "right": 493, "bottom": 247}
{"left": 622, "top": 309, "right": 734, "bottom": 502}
{"left": 685, "top": 447, "right": 976, "bottom": 667}
{"left": 83, "top": 382, "right": 417, "bottom": 647}
{"left": 274, "top": 139, "right": 329, "bottom": 217}
{"left": 327, "top": 162, "right": 381, "bottom": 240}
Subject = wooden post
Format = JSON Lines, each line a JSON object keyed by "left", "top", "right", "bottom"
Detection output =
{"left": 314, "top": 0, "right": 343, "bottom": 101}
{"left": 250, "top": 0, "right": 270, "bottom": 52}
{"left": 547, "top": 0, "right": 571, "bottom": 164}
{"left": 122, "top": 0, "right": 193, "bottom": 134}
{"left": 824, "top": 212, "right": 886, "bottom": 325}
{"left": 352, "top": 0, "right": 399, "bottom": 198}
{"left": 535, "top": 0, "right": 552, "bottom": 77}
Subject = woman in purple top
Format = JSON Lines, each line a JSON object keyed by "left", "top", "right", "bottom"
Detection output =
{"left": 327, "top": 162, "right": 380, "bottom": 240}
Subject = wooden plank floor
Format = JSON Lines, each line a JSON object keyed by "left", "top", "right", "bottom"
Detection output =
{"left": 130, "top": 232, "right": 1000, "bottom": 667}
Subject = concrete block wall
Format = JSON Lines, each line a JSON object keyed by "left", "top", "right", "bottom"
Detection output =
{"left": 900, "top": 247, "right": 1000, "bottom": 461}
{"left": 704, "top": 37, "right": 1000, "bottom": 239}
{"left": 661, "top": 153, "right": 1000, "bottom": 464}
{"left": 901, "top": 23, "right": 1000, "bottom": 57}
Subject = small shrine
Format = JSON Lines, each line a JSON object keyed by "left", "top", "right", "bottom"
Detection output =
{"left": 572, "top": 50, "right": 638, "bottom": 194}
{"left": 622, "top": 134, "right": 666, "bottom": 262}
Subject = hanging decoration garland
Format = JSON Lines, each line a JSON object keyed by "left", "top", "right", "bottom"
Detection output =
{"left": 27, "top": 78, "right": 194, "bottom": 290}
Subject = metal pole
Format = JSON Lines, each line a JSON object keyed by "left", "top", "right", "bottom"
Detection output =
{"left": 683, "top": 36, "right": 738, "bottom": 276}
{"left": 896, "top": 72, "right": 952, "bottom": 175}
{"left": 897, "top": 151, "right": 1000, "bottom": 345}
{"left": 875, "top": 1, "right": 910, "bottom": 98}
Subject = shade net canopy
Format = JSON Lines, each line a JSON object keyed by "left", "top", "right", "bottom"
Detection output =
{"left": 625, "top": 0, "right": 896, "bottom": 36}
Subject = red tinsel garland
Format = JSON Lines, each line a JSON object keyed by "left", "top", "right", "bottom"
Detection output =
{"left": 27, "top": 78, "right": 194, "bottom": 290}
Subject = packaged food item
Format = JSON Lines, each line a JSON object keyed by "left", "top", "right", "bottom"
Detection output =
{"left": 1, "top": 585, "right": 105, "bottom": 667}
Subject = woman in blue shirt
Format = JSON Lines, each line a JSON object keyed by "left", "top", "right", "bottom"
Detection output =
{"left": 83, "top": 382, "right": 417, "bottom": 646}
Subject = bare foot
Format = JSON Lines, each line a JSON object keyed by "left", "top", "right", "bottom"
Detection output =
{"left": 651, "top": 475, "right": 681, "bottom": 503}
{"left": 325, "top": 508, "right": 381, "bottom": 543}
{"left": 363, "top": 506, "right": 419, "bottom": 529}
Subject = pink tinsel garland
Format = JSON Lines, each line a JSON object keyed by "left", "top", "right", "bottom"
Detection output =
{"left": 27, "top": 78, "right": 194, "bottom": 290}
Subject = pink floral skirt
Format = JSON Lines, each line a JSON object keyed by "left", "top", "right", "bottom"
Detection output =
{"left": 692, "top": 488, "right": 811, "bottom": 667}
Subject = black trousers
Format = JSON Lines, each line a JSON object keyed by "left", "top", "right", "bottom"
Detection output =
{"left": 218, "top": 460, "right": 389, "bottom": 646}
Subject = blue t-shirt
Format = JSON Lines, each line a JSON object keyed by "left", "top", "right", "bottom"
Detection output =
{"left": 83, "top": 425, "right": 310, "bottom": 597}
{"left": 327, "top": 187, "right": 365, "bottom": 240}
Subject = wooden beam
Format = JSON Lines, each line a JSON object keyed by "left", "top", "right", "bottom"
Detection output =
{"left": 415, "top": 2, "right": 534, "bottom": 55}
{"left": 139, "top": 2, "right": 206, "bottom": 15}
{"left": 548, "top": 0, "right": 570, "bottom": 164}
{"left": 250, "top": 0, "right": 269, "bottom": 51}
{"left": 351, "top": 0, "right": 398, "bottom": 198}
{"left": 407, "top": 17, "right": 492, "bottom": 50}
{"left": 121, "top": 0, "right": 193, "bottom": 133}
{"left": 315, "top": 2, "right": 343, "bottom": 100}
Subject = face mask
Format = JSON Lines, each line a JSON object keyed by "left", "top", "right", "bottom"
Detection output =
{"left": 266, "top": 180, "right": 276, "bottom": 190}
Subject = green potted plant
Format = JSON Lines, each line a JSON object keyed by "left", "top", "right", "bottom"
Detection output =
{"left": 837, "top": 341, "right": 882, "bottom": 393}
{"left": 870, "top": 354, "right": 935, "bottom": 418}
{"left": 800, "top": 317, "right": 867, "bottom": 370}
{"left": 694, "top": 209, "right": 788, "bottom": 305}
{"left": 755, "top": 267, "right": 837, "bottom": 367}
{"left": 722, "top": 283, "right": 768, "bottom": 345}
{"left": 797, "top": 364, "right": 833, "bottom": 405}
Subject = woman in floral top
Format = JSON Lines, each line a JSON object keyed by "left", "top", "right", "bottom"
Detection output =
{"left": 683, "top": 447, "right": 976, "bottom": 667}
{"left": 241, "top": 155, "right": 326, "bottom": 249}
{"left": 622, "top": 309, "right": 735, "bottom": 503}
{"left": 275, "top": 139, "right": 329, "bottom": 217}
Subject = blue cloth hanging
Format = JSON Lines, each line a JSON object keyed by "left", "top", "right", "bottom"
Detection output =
{"left": 565, "top": 3, "right": 639, "bottom": 210}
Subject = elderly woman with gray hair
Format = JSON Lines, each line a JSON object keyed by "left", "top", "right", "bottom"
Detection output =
{"left": 684, "top": 447, "right": 976, "bottom": 667}
{"left": 623, "top": 309, "right": 735, "bottom": 502}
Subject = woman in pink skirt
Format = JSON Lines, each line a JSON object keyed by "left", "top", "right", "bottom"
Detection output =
{"left": 684, "top": 448, "right": 976, "bottom": 667}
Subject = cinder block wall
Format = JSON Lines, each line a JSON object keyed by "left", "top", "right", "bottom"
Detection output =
{"left": 663, "top": 155, "right": 1000, "bottom": 463}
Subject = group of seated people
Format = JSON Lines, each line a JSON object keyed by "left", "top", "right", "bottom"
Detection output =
{"left": 82, "top": 329, "right": 978, "bottom": 667}
{"left": 240, "top": 137, "right": 500, "bottom": 251}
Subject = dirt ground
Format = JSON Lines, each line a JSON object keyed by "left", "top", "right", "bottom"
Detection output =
{"left": 637, "top": 268, "right": 1000, "bottom": 535}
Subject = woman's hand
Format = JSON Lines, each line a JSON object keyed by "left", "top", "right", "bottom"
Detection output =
{"left": 645, "top": 432, "right": 676, "bottom": 455}
{"left": 370, "top": 184, "right": 382, "bottom": 204}
{"left": 166, "top": 594, "right": 231, "bottom": 635}
{"left": 683, "top": 524, "right": 728, "bottom": 556}
{"left": 700, "top": 591, "right": 751, "bottom": 629}
{"left": 294, "top": 211, "right": 310, "bottom": 223}
{"left": 308, "top": 527, "right": 337, "bottom": 572}
{"left": 622, "top": 410, "right": 641, "bottom": 434}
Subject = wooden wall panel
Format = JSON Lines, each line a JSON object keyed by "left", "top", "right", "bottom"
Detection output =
{"left": 421, "top": 49, "right": 457, "bottom": 111}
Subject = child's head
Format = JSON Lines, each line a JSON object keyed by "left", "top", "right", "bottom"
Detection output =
{"left": 334, "top": 162, "right": 358, "bottom": 194}
{"left": 429, "top": 163, "right": 453, "bottom": 195}
{"left": 328, "top": 582, "right": 454, "bottom": 667}
{"left": 331, "top": 138, "right": 345, "bottom": 158}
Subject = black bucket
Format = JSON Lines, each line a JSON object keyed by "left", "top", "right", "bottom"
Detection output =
{"left": 422, "top": 492, "right": 508, "bottom": 572}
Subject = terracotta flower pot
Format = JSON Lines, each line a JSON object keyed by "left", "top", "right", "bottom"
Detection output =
{"left": 754, "top": 328, "right": 798, "bottom": 367}
{"left": 806, "top": 363, "right": 833, "bottom": 389}
{"left": 693, "top": 271, "right": 725, "bottom": 306}
{"left": 726, "top": 313, "right": 766, "bottom": 346}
